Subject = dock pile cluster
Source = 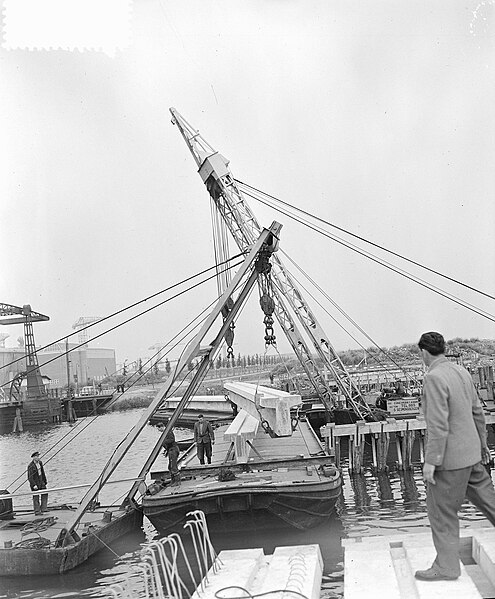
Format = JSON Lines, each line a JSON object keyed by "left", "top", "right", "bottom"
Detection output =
{"left": 321, "top": 413, "right": 495, "bottom": 474}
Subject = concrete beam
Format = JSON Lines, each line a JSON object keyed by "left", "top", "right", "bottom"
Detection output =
{"left": 224, "top": 382, "right": 301, "bottom": 437}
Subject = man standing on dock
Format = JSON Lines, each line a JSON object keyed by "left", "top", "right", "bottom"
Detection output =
{"left": 415, "top": 331, "right": 495, "bottom": 582}
{"left": 194, "top": 414, "right": 215, "bottom": 465}
{"left": 27, "top": 451, "right": 48, "bottom": 516}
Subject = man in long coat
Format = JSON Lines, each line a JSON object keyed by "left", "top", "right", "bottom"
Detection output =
{"left": 27, "top": 451, "right": 48, "bottom": 516}
{"left": 415, "top": 331, "right": 495, "bottom": 581}
{"left": 193, "top": 414, "right": 215, "bottom": 465}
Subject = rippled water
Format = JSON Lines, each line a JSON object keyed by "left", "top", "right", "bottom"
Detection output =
{"left": 0, "top": 409, "right": 494, "bottom": 599}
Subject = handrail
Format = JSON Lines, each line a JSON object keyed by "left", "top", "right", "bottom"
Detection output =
{"left": 0, "top": 477, "right": 144, "bottom": 500}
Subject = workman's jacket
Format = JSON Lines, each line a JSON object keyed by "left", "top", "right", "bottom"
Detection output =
{"left": 422, "top": 356, "right": 487, "bottom": 470}
{"left": 193, "top": 419, "right": 215, "bottom": 444}
{"left": 27, "top": 460, "right": 47, "bottom": 490}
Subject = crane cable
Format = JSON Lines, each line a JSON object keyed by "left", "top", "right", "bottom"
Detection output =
{"left": 236, "top": 179, "right": 495, "bottom": 303}
{"left": 0, "top": 253, "right": 245, "bottom": 375}
{"left": 5, "top": 262, "right": 258, "bottom": 493}
{"left": 0, "top": 258, "right": 244, "bottom": 391}
{"left": 278, "top": 250, "right": 421, "bottom": 385}
{"left": 5, "top": 298, "right": 217, "bottom": 494}
{"left": 238, "top": 185, "right": 495, "bottom": 324}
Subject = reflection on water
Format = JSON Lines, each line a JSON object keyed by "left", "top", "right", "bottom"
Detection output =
{"left": 1, "top": 410, "right": 495, "bottom": 599}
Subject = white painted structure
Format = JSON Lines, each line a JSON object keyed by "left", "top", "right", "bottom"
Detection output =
{"left": 344, "top": 528, "right": 495, "bottom": 598}
{"left": 191, "top": 544, "right": 323, "bottom": 599}
{"left": 224, "top": 382, "right": 301, "bottom": 437}
{"left": 223, "top": 410, "right": 260, "bottom": 463}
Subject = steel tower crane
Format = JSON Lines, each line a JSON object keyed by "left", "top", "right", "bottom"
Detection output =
{"left": 170, "top": 108, "right": 374, "bottom": 420}
{"left": 73, "top": 316, "right": 103, "bottom": 345}
{"left": 0, "top": 303, "right": 49, "bottom": 402}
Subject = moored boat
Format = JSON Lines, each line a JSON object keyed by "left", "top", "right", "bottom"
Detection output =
{"left": 142, "top": 415, "right": 341, "bottom": 534}
{"left": 0, "top": 502, "right": 142, "bottom": 576}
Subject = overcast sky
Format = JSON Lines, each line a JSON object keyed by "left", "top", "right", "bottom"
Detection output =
{"left": 1, "top": 0, "right": 494, "bottom": 367}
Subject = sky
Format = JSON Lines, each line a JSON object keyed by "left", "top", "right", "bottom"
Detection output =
{"left": 1, "top": 0, "right": 494, "bottom": 368}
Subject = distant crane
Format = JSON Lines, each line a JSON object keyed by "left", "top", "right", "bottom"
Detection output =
{"left": 0, "top": 303, "right": 49, "bottom": 402}
{"left": 73, "top": 316, "right": 103, "bottom": 345}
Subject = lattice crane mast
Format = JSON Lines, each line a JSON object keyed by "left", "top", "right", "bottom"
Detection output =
{"left": 170, "top": 108, "right": 373, "bottom": 420}
{"left": 72, "top": 316, "right": 103, "bottom": 345}
{"left": 0, "top": 303, "right": 49, "bottom": 401}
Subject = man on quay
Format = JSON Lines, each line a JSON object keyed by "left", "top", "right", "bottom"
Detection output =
{"left": 415, "top": 331, "right": 495, "bottom": 582}
{"left": 193, "top": 413, "right": 215, "bottom": 465}
{"left": 27, "top": 451, "right": 48, "bottom": 516}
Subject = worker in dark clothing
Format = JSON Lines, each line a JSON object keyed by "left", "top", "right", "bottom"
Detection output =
{"left": 193, "top": 414, "right": 215, "bottom": 465}
{"left": 27, "top": 451, "right": 48, "bottom": 516}
{"left": 158, "top": 423, "right": 180, "bottom": 485}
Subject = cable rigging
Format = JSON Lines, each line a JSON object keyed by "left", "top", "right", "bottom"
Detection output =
{"left": 0, "top": 253, "right": 244, "bottom": 374}
{"left": 238, "top": 184, "right": 495, "bottom": 324}
{"left": 236, "top": 179, "right": 495, "bottom": 304}
{"left": 278, "top": 250, "right": 421, "bottom": 385}
{"left": 0, "top": 258, "right": 244, "bottom": 391}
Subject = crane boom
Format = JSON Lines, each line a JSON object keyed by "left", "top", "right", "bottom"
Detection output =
{"left": 170, "top": 108, "right": 374, "bottom": 419}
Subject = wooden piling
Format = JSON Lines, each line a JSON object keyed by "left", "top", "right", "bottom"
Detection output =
{"left": 349, "top": 422, "right": 366, "bottom": 474}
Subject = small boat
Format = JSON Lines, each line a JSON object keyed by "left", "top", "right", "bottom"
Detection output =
{"left": 0, "top": 492, "right": 143, "bottom": 575}
{"left": 149, "top": 394, "right": 236, "bottom": 428}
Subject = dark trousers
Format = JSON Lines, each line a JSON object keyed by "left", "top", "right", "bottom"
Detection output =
{"left": 197, "top": 441, "right": 212, "bottom": 464}
{"left": 168, "top": 447, "right": 180, "bottom": 481}
{"left": 427, "top": 461, "right": 495, "bottom": 576}
{"left": 33, "top": 485, "right": 48, "bottom": 515}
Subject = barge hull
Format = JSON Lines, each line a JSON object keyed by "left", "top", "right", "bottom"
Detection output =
{"left": 0, "top": 508, "right": 143, "bottom": 576}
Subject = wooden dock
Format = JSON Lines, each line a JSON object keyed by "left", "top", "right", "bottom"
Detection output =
{"left": 321, "top": 412, "right": 495, "bottom": 473}
{"left": 344, "top": 528, "right": 495, "bottom": 598}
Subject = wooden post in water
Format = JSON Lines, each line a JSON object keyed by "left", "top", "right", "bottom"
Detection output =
{"left": 335, "top": 437, "right": 341, "bottom": 469}
{"left": 418, "top": 429, "right": 425, "bottom": 464}
{"left": 376, "top": 424, "right": 390, "bottom": 472}
{"left": 324, "top": 423, "right": 335, "bottom": 458}
{"left": 349, "top": 421, "right": 366, "bottom": 474}
{"left": 399, "top": 422, "right": 415, "bottom": 470}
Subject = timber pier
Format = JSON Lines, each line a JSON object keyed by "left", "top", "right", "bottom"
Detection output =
{"left": 321, "top": 412, "right": 495, "bottom": 473}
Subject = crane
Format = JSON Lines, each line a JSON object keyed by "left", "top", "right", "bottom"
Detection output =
{"left": 170, "top": 108, "right": 374, "bottom": 420}
{"left": 72, "top": 316, "right": 103, "bottom": 345}
{"left": 0, "top": 303, "right": 49, "bottom": 402}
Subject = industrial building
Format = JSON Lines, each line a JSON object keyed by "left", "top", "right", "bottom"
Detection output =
{"left": 0, "top": 342, "right": 116, "bottom": 400}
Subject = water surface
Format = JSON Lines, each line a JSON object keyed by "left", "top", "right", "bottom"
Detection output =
{"left": 0, "top": 409, "right": 493, "bottom": 598}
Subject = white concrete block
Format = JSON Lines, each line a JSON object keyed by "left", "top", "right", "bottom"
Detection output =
{"left": 190, "top": 548, "right": 266, "bottom": 599}
{"left": 256, "top": 545, "right": 323, "bottom": 599}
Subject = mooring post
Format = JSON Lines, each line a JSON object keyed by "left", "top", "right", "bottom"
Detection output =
{"left": 324, "top": 423, "right": 335, "bottom": 456}
{"left": 395, "top": 432, "right": 404, "bottom": 469}
{"left": 335, "top": 437, "right": 341, "bottom": 469}
{"left": 376, "top": 425, "right": 390, "bottom": 473}
{"left": 400, "top": 422, "right": 415, "bottom": 470}
{"left": 350, "top": 422, "right": 366, "bottom": 474}
{"left": 418, "top": 429, "right": 425, "bottom": 464}
{"left": 371, "top": 435, "right": 378, "bottom": 470}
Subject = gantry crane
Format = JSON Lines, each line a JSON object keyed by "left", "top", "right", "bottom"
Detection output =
{"left": 170, "top": 108, "right": 374, "bottom": 420}
{"left": 0, "top": 303, "right": 49, "bottom": 402}
{"left": 72, "top": 316, "right": 103, "bottom": 345}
